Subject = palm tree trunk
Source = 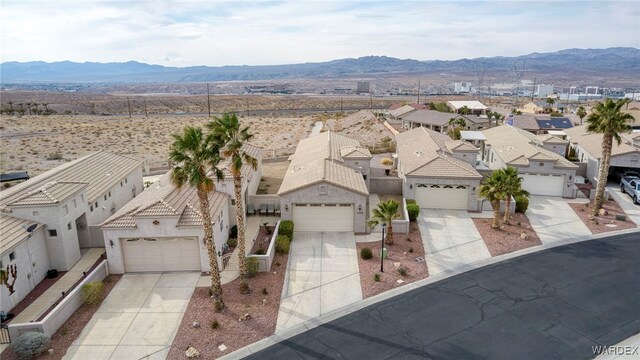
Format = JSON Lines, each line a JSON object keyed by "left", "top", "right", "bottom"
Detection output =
{"left": 233, "top": 175, "right": 249, "bottom": 292}
{"left": 386, "top": 222, "right": 394, "bottom": 245}
{"left": 503, "top": 195, "right": 512, "bottom": 224}
{"left": 197, "top": 187, "right": 225, "bottom": 310}
{"left": 593, "top": 134, "right": 613, "bottom": 215}
{"left": 491, "top": 200, "right": 501, "bottom": 229}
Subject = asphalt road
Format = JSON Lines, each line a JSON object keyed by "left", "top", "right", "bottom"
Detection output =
{"left": 248, "top": 232, "right": 640, "bottom": 360}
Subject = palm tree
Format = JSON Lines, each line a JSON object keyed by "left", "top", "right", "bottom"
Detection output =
{"left": 546, "top": 98, "right": 555, "bottom": 112}
{"left": 576, "top": 106, "right": 587, "bottom": 125}
{"left": 501, "top": 166, "right": 529, "bottom": 224}
{"left": 478, "top": 170, "right": 507, "bottom": 229}
{"left": 169, "top": 126, "right": 226, "bottom": 310}
{"left": 586, "top": 98, "right": 635, "bottom": 215}
{"left": 368, "top": 199, "right": 400, "bottom": 245}
{"left": 459, "top": 105, "right": 471, "bottom": 115}
{"left": 207, "top": 113, "right": 257, "bottom": 294}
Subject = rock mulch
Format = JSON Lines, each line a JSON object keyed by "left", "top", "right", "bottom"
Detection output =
{"left": 473, "top": 212, "right": 542, "bottom": 257}
{"left": 568, "top": 199, "right": 637, "bottom": 234}
{"left": 0, "top": 274, "right": 122, "bottom": 360}
{"left": 168, "top": 252, "right": 289, "bottom": 359}
{"left": 356, "top": 222, "right": 428, "bottom": 299}
{"left": 250, "top": 225, "right": 276, "bottom": 254}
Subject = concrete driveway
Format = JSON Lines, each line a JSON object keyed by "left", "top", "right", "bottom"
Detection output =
{"left": 64, "top": 272, "right": 199, "bottom": 360}
{"left": 527, "top": 196, "right": 591, "bottom": 244}
{"left": 607, "top": 185, "right": 640, "bottom": 226}
{"left": 418, "top": 209, "right": 491, "bottom": 276}
{"left": 276, "top": 232, "right": 362, "bottom": 332}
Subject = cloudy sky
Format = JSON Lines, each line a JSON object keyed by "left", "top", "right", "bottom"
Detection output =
{"left": 1, "top": 0, "right": 639, "bottom": 67}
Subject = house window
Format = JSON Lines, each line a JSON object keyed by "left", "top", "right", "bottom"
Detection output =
{"left": 231, "top": 199, "right": 236, "bottom": 206}
{"left": 80, "top": 194, "right": 84, "bottom": 202}
{"left": 104, "top": 195, "right": 107, "bottom": 201}
{"left": 632, "top": 154, "right": 639, "bottom": 162}
{"left": 48, "top": 229, "right": 57, "bottom": 237}
{"left": 63, "top": 205, "right": 69, "bottom": 215}
{"left": 355, "top": 162, "right": 359, "bottom": 166}
{"left": 90, "top": 205, "right": 93, "bottom": 212}
{"left": 319, "top": 185, "right": 328, "bottom": 194}
{"left": 220, "top": 220, "right": 224, "bottom": 231}
{"left": 67, "top": 223, "right": 72, "bottom": 231}
{"left": 221, "top": 183, "right": 227, "bottom": 188}
{"left": 73, "top": 199, "right": 77, "bottom": 208}
{"left": 120, "top": 181, "right": 123, "bottom": 187}
{"left": 108, "top": 191, "right": 111, "bottom": 197}
{"left": 32, "top": 211, "right": 39, "bottom": 217}
{"left": 125, "top": 178, "right": 128, "bottom": 184}
{"left": 363, "top": 175, "right": 367, "bottom": 180}
{"left": 95, "top": 202, "right": 98, "bottom": 208}
{"left": 9, "top": 252, "right": 16, "bottom": 261}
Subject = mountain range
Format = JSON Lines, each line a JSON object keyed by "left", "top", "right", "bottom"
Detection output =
{"left": 2, "top": 47, "right": 639, "bottom": 83}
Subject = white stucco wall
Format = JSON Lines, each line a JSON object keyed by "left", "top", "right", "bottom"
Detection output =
{"left": 343, "top": 158, "right": 371, "bottom": 189}
{"left": 451, "top": 151, "right": 478, "bottom": 167}
{"left": 279, "top": 182, "right": 368, "bottom": 233}
{"left": 0, "top": 228, "right": 49, "bottom": 313}
{"left": 85, "top": 166, "right": 143, "bottom": 228}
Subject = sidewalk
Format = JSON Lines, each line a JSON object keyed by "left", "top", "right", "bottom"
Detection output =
{"left": 10, "top": 248, "right": 104, "bottom": 324}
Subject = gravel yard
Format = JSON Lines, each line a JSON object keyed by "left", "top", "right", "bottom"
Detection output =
{"left": 472, "top": 212, "right": 542, "bottom": 257}
{"left": 568, "top": 199, "right": 637, "bottom": 234}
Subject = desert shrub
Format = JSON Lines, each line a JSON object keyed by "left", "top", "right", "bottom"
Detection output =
{"left": 515, "top": 195, "right": 529, "bottom": 213}
{"left": 615, "top": 214, "right": 627, "bottom": 222}
{"left": 279, "top": 220, "right": 294, "bottom": 240}
{"left": 262, "top": 288, "right": 268, "bottom": 295}
{"left": 397, "top": 266, "right": 408, "bottom": 277}
{"left": 246, "top": 257, "right": 259, "bottom": 278}
{"left": 45, "top": 152, "right": 63, "bottom": 160}
{"left": 81, "top": 281, "right": 104, "bottom": 305}
{"left": 407, "top": 204, "right": 420, "bottom": 221}
{"left": 11, "top": 332, "right": 51, "bottom": 360}
{"left": 408, "top": 247, "right": 414, "bottom": 253}
{"left": 374, "top": 273, "right": 381, "bottom": 282}
{"left": 227, "top": 238, "right": 238, "bottom": 247}
{"left": 406, "top": 199, "right": 416, "bottom": 205}
{"left": 360, "top": 247, "right": 373, "bottom": 260}
{"left": 381, "top": 157, "right": 394, "bottom": 166}
{"left": 211, "top": 320, "right": 220, "bottom": 329}
{"left": 229, "top": 225, "right": 238, "bottom": 239}
{"left": 255, "top": 248, "right": 266, "bottom": 255}
{"left": 275, "top": 235, "right": 290, "bottom": 254}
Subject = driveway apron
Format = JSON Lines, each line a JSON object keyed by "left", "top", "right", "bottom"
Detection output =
{"left": 418, "top": 209, "right": 491, "bottom": 276}
{"left": 607, "top": 185, "right": 640, "bottom": 226}
{"left": 527, "top": 196, "right": 591, "bottom": 244}
{"left": 276, "top": 232, "right": 362, "bottom": 332}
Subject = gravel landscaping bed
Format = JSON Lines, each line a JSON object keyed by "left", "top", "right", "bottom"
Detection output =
{"left": 569, "top": 199, "right": 637, "bottom": 234}
{"left": 2, "top": 271, "right": 67, "bottom": 325}
{"left": 168, "top": 252, "right": 289, "bottom": 359}
{"left": 250, "top": 225, "right": 276, "bottom": 254}
{"left": 0, "top": 274, "right": 122, "bottom": 360}
{"left": 473, "top": 213, "right": 542, "bottom": 257}
{"left": 356, "top": 222, "right": 428, "bottom": 299}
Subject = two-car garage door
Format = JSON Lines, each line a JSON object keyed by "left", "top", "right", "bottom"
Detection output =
{"left": 415, "top": 184, "right": 469, "bottom": 210}
{"left": 122, "top": 237, "right": 201, "bottom": 272}
{"left": 520, "top": 173, "right": 565, "bottom": 197}
{"left": 292, "top": 204, "right": 354, "bottom": 232}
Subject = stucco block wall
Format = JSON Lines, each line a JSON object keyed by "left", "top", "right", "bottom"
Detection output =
{"left": 402, "top": 175, "right": 481, "bottom": 211}
{"left": 452, "top": 151, "right": 478, "bottom": 167}
{"left": 343, "top": 159, "right": 371, "bottom": 189}
{"left": 542, "top": 143, "right": 567, "bottom": 157}
{"left": 86, "top": 165, "right": 143, "bottom": 227}
{"left": 0, "top": 228, "right": 49, "bottom": 313}
{"left": 279, "top": 182, "right": 368, "bottom": 233}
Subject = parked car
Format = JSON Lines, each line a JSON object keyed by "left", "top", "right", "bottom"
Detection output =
{"left": 620, "top": 176, "right": 640, "bottom": 205}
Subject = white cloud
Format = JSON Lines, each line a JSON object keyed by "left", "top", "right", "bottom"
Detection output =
{"left": 1, "top": 0, "right": 638, "bottom": 66}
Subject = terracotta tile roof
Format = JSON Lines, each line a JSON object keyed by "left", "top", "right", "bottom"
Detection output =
{"left": 482, "top": 125, "right": 578, "bottom": 169}
{"left": 278, "top": 131, "right": 369, "bottom": 195}
{"left": 7, "top": 181, "right": 89, "bottom": 207}
{"left": 395, "top": 127, "right": 482, "bottom": 179}
{"left": 0, "top": 151, "right": 140, "bottom": 211}
{"left": 101, "top": 171, "right": 229, "bottom": 229}
{"left": 0, "top": 213, "right": 44, "bottom": 254}
{"left": 564, "top": 126, "right": 640, "bottom": 159}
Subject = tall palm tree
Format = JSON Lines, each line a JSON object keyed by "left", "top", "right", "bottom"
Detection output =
{"left": 478, "top": 170, "right": 507, "bottom": 229}
{"left": 586, "top": 98, "right": 635, "bottom": 215}
{"left": 169, "top": 126, "right": 226, "bottom": 310}
{"left": 501, "top": 166, "right": 529, "bottom": 224}
{"left": 368, "top": 199, "right": 400, "bottom": 245}
{"left": 459, "top": 105, "right": 471, "bottom": 115}
{"left": 207, "top": 113, "right": 257, "bottom": 294}
{"left": 546, "top": 98, "right": 555, "bottom": 111}
{"left": 576, "top": 106, "right": 587, "bottom": 125}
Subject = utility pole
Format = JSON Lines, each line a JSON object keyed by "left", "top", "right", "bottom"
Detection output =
{"left": 417, "top": 79, "right": 421, "bottom": 104}
{"left": 144, "top": 99, "right": 148, "bottom": 118}
{"left": 340, "top": 96, "right": 343, "bottom": 112}
{"left": 531, "top": 77, "right": 536, "bottom": 101}
{"left": 246, "top": 97, "right": 250, "bottom": 116}
{"left": 207, "top": 83, "right": 211, "bottom": 117}
{"left": 127, "top": 97, "right": 132, "bottom": 119}
{"left": 369, "top": 92, "right": 373, "bottom": 110}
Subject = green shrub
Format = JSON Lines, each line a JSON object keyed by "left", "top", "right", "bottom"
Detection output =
{"left": 275, "top": 235, "right": 290, "bottom": 254}
{"left": 227, "top": 238, "right": 238, "bottom": 247}
{"left": 374, "top": 273, "right": 381, "bottom": 282}
{"left": 279, "top": 220, "right": 294, "bottom": 240}
{"left": 262, "top": 288, "right": 268, "bottom": 295}
{"left": 229, "top": 225, "right": 238, "bottom": 239}
{"left": 255, "top": 248, "right": 266, "bottom": 255}
{"left": 407, "top": 204, "right": 420, "bottom": 221}
{"left": 398, "top": 266, "right": 408, "bottom": 277}
{"left": 615, "top": 214, "right": 627, "bottom": 222}
{"left": 12, "top": 332, "right": 51, "bottom": 360}
{"left": 360, "top": 247, "right": 373, "bottom": 260}
{"left": 211, "top": 320, "right": 220, "bottom": 329}
{"left": 406, "top": 199, "right": 416, "bottom": 205}
{"left": 246, "top": 257, "right": 259, "bottom": 278}
{"left": 408, "top": 247, "right": 414, "bottom": 253}
{"left": 515, "top": 195, "right": 529, "bottom": 213}
{"left": 81, "top": 281, "right": 104, "bottom": 305}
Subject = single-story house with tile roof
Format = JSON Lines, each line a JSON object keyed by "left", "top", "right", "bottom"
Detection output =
{"left": 481, "top": 125, "right": 578, "bottom": 197}
{"left": 100, "top": 171, "right": 230, "bottom": 274}
{"left": 0, "top": 214, "right": 48, "bottom": 313}
{"left": 278, "top": 131, "right": 371, "bottom": 232}
{"left": 564, "top": 126, "right": 640, "bottom": 184}
{"left": 447, "top": 100, "right": 489, "bottom": 115}
{"left": 401, "top": 110, "right": 492, "bottom": 133}
{"left": 389, "top": 104, "right": 418, "bottom": 120}
{"left": 519, "top": 101, "right": 545, "bottom": 114}
{"left": 396, "top": 127, "right": 483, "bottom": 210}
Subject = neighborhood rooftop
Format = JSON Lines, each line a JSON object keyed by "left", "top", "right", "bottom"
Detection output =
{"left": 447, "top": 100, "right": 488, "bottom": 110}
{"left": 278, "top": 131, "right": 369, "bottom": 195}
{"left": 0, "top": 213, "right": 44, "bottom": 254}
{"left": 564, "top": 126, "right": 640, "bottom": 159}
{"left": 0, "top": 151, "right": 140, "bottom": 212}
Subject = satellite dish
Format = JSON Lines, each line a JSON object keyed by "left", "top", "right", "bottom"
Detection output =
{"left": 25, "top": 224, "right": 37, "bottom": 233}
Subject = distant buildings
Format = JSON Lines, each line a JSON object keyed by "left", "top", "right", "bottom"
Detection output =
{"left": 535, "top": 84, "right": 554, "bottom": 98}
{"left": 356, "top": 81, "right": 371, "bottom": 94}
{"left": 454, "top": 82, "right": 471, "bottom": 94}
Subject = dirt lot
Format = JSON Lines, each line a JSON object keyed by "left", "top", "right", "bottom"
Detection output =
{"left": 257, "top": 161, "right": 289, "bottom": 194}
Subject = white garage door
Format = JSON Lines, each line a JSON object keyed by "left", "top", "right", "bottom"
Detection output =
{"left": 520, "top": 173, "right": 564, "bottom": 197}
{"left": 292, "top": 204, "right": 354, "bottom": 232}
{"left": 122, "top": 237, "right": 200, "bottom": 272}
{"left": 415, "top": 184, "right": 469, "bottom": 210}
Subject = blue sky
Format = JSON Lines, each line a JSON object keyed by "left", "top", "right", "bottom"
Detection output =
{"left": 1, "top": 0, "right": 638, "bottom": 66}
